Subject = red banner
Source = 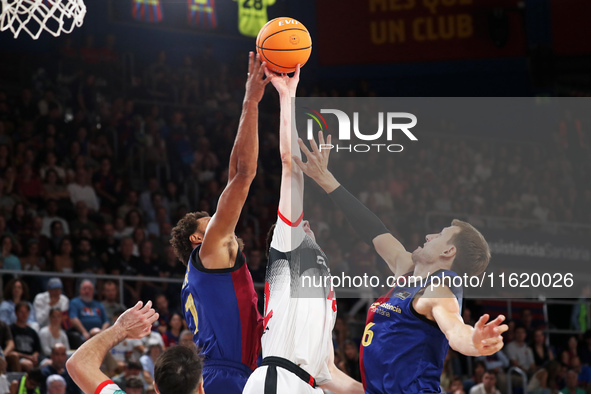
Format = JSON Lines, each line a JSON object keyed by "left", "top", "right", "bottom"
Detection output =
{"left": 315, "top": 0, "right": 526, "bottom": 65}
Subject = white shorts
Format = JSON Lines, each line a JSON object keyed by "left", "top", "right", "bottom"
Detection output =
{"left": 243, "top": 365, "right": 324, "bottom": 394}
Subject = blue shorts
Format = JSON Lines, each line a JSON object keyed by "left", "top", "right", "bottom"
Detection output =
{"left": 203, "top": 359, "right": 253, "bottom": 394}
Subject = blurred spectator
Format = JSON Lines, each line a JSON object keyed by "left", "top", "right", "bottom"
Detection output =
{"left": 41, "top": 200, "right": 70, "bottom": 238}
{"left": 447, "top": 377, "right": 465, "bottom": 394}
{"left": 560, "top": 369, "right": 585, "bottom": 394}
{"left": 0, "top": 321, "right": 14, "bottom": 370}
{"left": 8, "top": 368, "right": 42, "bottom": 394}
{"left": 111, "top": 361, "right": 147, "bottom": 392}
{"left": 70, "top": 202, "right": 97, "bottom": 239}
{"left": 74, "top": 237, "right": 103, "bottom": 277}
{"left": 124, "top": 376, "right": 145, "bottom": 394}
{"left": 42, "top": 170, "right": 71, "bottom": 207}
{"left": 463, "top": 360, "right": 486, "bottom": 393}
{"left": 40, "top": 344, "right": 79, "bottom": 394}
{"left": 52, "top": 237, "right": 75, "bottom": 298}
{"left": 117, "top": 190, "right": 142, "bottom": 221}
{"left": 7, "top": 302, "right": 40, "bottom": 372}
{"left": 139, "top": 178, "right": 159, "bottom": 214}
{"left": 531, "top": 329, "right": 554, "bottom": 370}
{"left": 67, "top": 169, "right": 99, "bottom": 212}
{"left": 504, "top": 325, "right": 535, "bottom": 376}
{"left": 0, "top": 179, "right": 16, "bottom": 217}
{"left": 153, "top": 294, "right": 172, "bottom": 336}
{"left": 162, "top": 313, "right": 183, "bottom": 348}
{"left": 96, "top": 222, "right": 119, "bottom": 269}
{"left": 46, "top": 374, "right": 67, "bottom": 394}
{"left": 0, "top": 279, "right": 36, "bottom": 328}
{"left": 526, "top": 361, "right": 565, "bottom": 394}
{"left": 33, "top": 278, "right": 69, "bottom": 329}
{"left": 469, "top": 370, "right": 500, "bottom": 394}
{"left": 92, "top": 157, "right": 121, "bottom": 213}
{"left": 100, "top": 281, "right": 125, "bottom": 325}
{"left": 68, "top": 280, "right": 109, "bottom": 347}
{"left": 39, "top": 309, "right": 70, "bottom": 357}
{"left": 139, "top": 338, "right": 163, "bottom": 383}
{"left": 0, "top": 234, "right": 20, "bottom": 272}
{"left": 342, "top": 340, "right": 361, "bottom": 382}
{"left": 135, "top": 240, "right": 163, "bottom": 301}
{"left": 560, "top": 335, "right": 579, "bottom": 368}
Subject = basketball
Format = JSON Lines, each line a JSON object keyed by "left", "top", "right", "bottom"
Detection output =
{"left": 256, "top": 17, "right": 311, "bottom": 73}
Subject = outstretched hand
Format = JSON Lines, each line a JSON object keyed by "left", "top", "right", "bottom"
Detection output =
{"left": 293, "top": 131, "right": 338, "bottom": 192}
{"left": 472, "top": 314, "right": 508, "bottom": 356}
{"left": 264, "top": 64, "right": 300, "bottom": 97}
{"left": 244, "top": 52, "right": 271, "bottom": 104}
{"left": 114, "top": 301, "right": 159, "bottom": 339}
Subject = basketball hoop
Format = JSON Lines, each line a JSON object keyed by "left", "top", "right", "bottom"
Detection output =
{"left": 1, "top": 0, "right": 86, "bottom": 39}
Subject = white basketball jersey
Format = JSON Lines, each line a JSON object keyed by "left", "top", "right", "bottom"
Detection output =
{"left": 263, "top": 215, "right": 336, "bottom": 385}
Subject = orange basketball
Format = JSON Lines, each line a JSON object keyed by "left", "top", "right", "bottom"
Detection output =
{"left": 256, "top": 17, "right": 311, "bottom": 73}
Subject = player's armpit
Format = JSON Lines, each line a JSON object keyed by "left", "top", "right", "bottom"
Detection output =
{"left": 200, "top": 175, "right": 253, "bottom": 269}
{"left": 372, "top": 233, "right": 412, "bottom": 276}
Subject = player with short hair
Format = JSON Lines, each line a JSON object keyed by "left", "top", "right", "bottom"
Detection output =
{"left": 66, "top": 301, "right": 204, "bottom": 394}
{"left": 242, "top": 67, "right": 363, "bottom": 394}
{"left": 170, "top": 52, "right": 269, "bottom": 394}
{"left": 295, "top": 132, "right": 508, "bottom": 393}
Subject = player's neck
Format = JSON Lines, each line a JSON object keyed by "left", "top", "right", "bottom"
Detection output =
{"left": 413, "top": 260, "right": 449, "bottom": 278}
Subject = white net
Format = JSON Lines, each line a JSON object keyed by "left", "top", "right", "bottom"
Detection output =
{"left": 0, "top": 0, "right": 86, "bottom": 39}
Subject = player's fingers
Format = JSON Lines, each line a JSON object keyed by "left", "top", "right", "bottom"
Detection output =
{"left": 318, "top": 130, "right": 325, "bottom": 147}
{"left": 147, "top": 312, "right": 159, "bottom": 326}
{"left": 487, "top": 314, "right": 506, "bottom": 327}
{"left": 133, "top": 301, "right": 143, "bottom": 311}
{"left": 293, "top": 156, "right": 306, "bottom": 171}
{"left": 248, "top": 52, "right": 254, "bottom": 75}
{"left": 293, "top": 64, "right": 301, "bottom": 81}
{"left": 495, "top": 324, "right": 509, "bottom": 334}
{"left": 309, "top": 135, "right": 320, "bottom": 155}
{"left": 475, "top": 314, "right": 488, "bottom": 330}
{"left": 298, "top": 138, "right": 313, "bottom": 158}
{"left": 140, "top": 300, "right": 152, "bottom": 312}
{"left": 326, "top": 134, "right": 332, "bottom": 152}
{"left": 481, "top": 335, "right": 503, "bottom": 346}
{"left": 263, "top": 65, "right": 275, "bottom": 80}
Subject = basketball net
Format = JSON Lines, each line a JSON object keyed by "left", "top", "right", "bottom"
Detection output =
{"left": 1, "top": 0, "right": 86, "bottom": 39}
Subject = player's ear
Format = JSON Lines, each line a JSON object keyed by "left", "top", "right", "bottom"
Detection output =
{"left": 198, "top": 381, "right": 205, "bottom": 394}
{"left": 441, "top": 245, "right": 456, "bottom": 259}
{"left": 189, "top": 233, "right": 202, "bottom": 244}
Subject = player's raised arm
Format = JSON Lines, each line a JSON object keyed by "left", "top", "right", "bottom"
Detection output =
{"left": 67, "top": 301, "right": 158, "bottom": 394}
{"left": 294, "top": 132, "right": 412, "bottom": 276}
{"left": 199, "top": 52, "right": 270, "bottom": 268}
{"left": 264, "top": 65, "right": 303, "bottom": 222}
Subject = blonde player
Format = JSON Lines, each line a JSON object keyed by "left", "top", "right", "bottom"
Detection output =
{"left": 242, "top": 66, "right": 363, "bottom": 394}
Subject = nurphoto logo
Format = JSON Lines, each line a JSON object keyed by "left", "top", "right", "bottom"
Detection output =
{"left": 303, "top": 108, "right": 418, "bottom": 153}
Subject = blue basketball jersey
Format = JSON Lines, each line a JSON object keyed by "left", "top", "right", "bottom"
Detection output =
{"left": 360, "top": 269, "right": 463, "bottom": 394}
{"left": 181, "top": 244, "right": 263, "bottom": 392}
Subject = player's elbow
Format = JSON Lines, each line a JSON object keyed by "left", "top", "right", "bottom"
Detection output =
{"left": 234, "top": 159, "right": 257, "bottom": 180}
{"left": 65, "top": 357, "right": 79, "bottom": 381}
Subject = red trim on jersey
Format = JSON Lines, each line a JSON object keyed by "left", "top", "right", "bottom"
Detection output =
{"left": 278, "top": 210, "right": 304, "bottom": 227}
{"left": 94, "top": 380, "right": 114, "bottom": 394}
{"left": 308, "top": 376, "right": 315, "bottom": 387}
{"left": 360, "top": 272, "right": 412, "bottom": 389}
{"left": 231, "top": 255, "right": 263, "bottom": 371}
